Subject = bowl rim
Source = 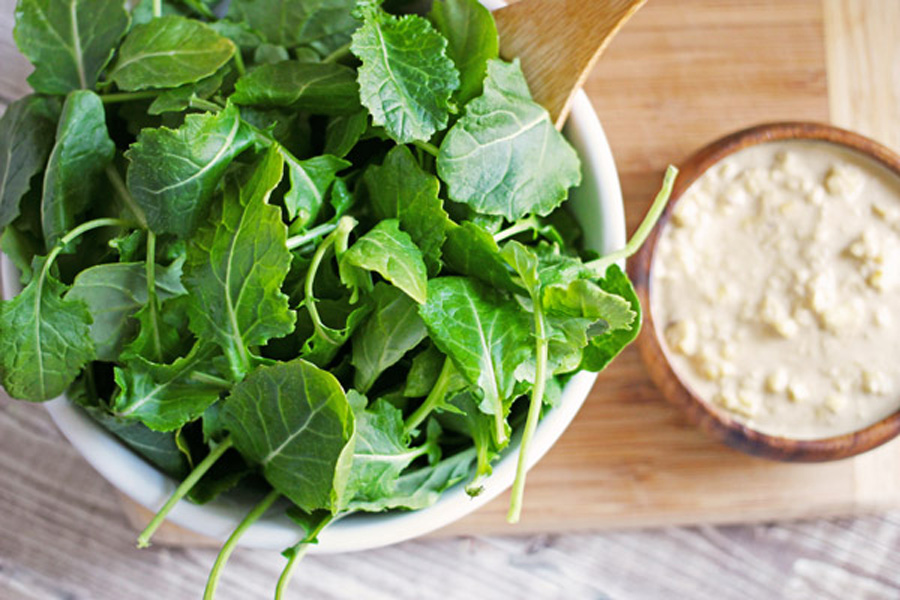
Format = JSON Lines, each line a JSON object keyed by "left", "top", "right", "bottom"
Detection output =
{"left": 1, "top": 90, "right": 625, "bottom": 552}
{"left": 631, "top": 121, "right": 900, "bottom": 462}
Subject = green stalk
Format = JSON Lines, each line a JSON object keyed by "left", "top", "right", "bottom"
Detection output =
{"left": 586, "top": 165, "right": 678, "bottom": 274}
{"left": 322, "top": 41, "right": 352, "bottom": 64}
{"left": 493, "top": 215, "right": 540, "bottom": 243}
{"left": 232, "top": 50, "right": 247, "bottom": 77}
{"left": 286, "top": 222, "right": 339, "bottom": 251}
{"left": 105, "top": 164, "right": 148, "bottom": 229}
{"left": 204, "top": 489, "right": 281, "bottom": 600}
{"left": 152, "top": 0, "right": 162, "bottom": 17}
{"left": 144, "top": 231, "right": 164, "bottom": 362}
{"left": 42, "top": 218, "right": 132, "bottom": 274}
{"left": 304, "top": 217, "right": 355, "bottom": 346}
{"left": 189, "top": 372, "right": 234, "bottom": 389}
{"left": 190, "top": 97, "right": 224, "bottom": 113}
{"left": 404, "top": 358, "right": 454, "bottom": 435}
{"left": 413, "top": 140, "right": 440, "bottom": 158}
{"left": 507, "top": 298, "right": 549, "bottom": 524}
{"left": 274, "top": 515, "right": 334, "bottom": 600}
{"left": 101, "top": 90, "right": 160, "bottom": 104}
{"left": 137, "top": 435, "right": 234, "bottom": 548}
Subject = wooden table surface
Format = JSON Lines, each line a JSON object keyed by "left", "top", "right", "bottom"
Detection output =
{"left": 2, "top": 1, "right": 900, "bottom": 599}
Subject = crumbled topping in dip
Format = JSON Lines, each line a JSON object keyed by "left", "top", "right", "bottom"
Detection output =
{"left": 653, "top": 141, "right": 900, "bottom": 439}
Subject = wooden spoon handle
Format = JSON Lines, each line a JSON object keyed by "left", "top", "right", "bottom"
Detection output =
{"left": 494, "top": 0, "right": 646, "bottom": 129}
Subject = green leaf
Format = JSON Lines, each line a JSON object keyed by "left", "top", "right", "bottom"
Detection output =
{"left": 341, "top": 220, "right": 428, "bottom": 304}
{"left": 418, "top": 277, "right": 531, "bottom": 426}
{"left": 13, "top": 0, "right": 129, "bottom": 94}
{"left": 0, "top": 226, "right": 42, "bottom": 282}
{"left": 228, "top": 0, "right": 359, "bottom": 54}
{"left": 351, "top": 283, "right": 427, "bottom": 393}
{"left": 111, "top": 344, "right": 224, "bottom": 431}
{"left": 231, "top": 60, "right": 360, "bottom": 115}
{"left": 498, "top": 242, "right": 589, "bottom": 380}
{"left": 324, "top": 111, "right": 368, "bottom": 158}
{"left": 207, "top": 19, "right": 264, "bottom": 49}
{"left": 543, "top": 279, "right": 636, "bottom": 331}
{"left": 281, "top": 150, "right": 350, "bottom": 226}
{"left": 187, "top": 448, "right": 251, "bottom": 504}
{"left": 110, "top": 16, "right": 235, "bottom": 91}
{"left": 403, "top": 343, "right": 444, "bottom": 398}
{"left": 0, "top": 95, "right": 58, "bottom": 230}
{"left": 382, "top": 447, "right": 476, "bottom": 511}
{"left": 439, "top": 392, "right": 497, "bottom": 496}
{"left": 222, "top": 358, "right": 355, "bottom": 513}
{"left": 125, "top": 104, "right": 255, "bottom": 238}
{"left": 130, "top": 0, "right": 197, "bottom": 26}
{"left": 300, "top": 296, "right": 371, "bottom": 367}
{"left": 253, "top": 43, "right": 290, "bottom": 65}
{"left": 351, "top": 7, "right": 459, "bottom": 143}
{"left": 343, "top": 391, "right": 431, "bottom": 512}
{"left": 429, "top": 0, "right": 498, "bottom": 105}
{"left": 184, "top": 147, "right": 295, "bottom": 379}
{"left": 147, "top": 68, "right": 229, "bottom": 115}
{"left": 365, "top": 145, "right": 450, "bottom": 274}
{"left": 442, "top": 221, "right": 522, "bottom": 294}
{"left": 41, "top": 91, "right": 115, "bottom": 248}
{"left": 438, "top": 59, "right": 581, "bottom": 221}
{"left": 123, "top": 296, "right": 192, "bottom": 364}
{"left": 580, "top": 265, "right": 642, "bottom": 372}
{"left": 80, "top": 401, "right": 189, "bottom": 479}
{"left": 65, "top": 258, "right": 187, "bottom": 361}
{"left": 0, "top": 258, "right": 94, "bottom": 401}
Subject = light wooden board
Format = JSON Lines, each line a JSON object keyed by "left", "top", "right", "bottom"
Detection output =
{"left": 1, "top": 0, "right": 899, "bottom": 549}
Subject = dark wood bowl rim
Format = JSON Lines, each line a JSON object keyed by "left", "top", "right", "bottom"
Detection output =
{"left": 631, "top": 121, "right": 900, "bottom": 462}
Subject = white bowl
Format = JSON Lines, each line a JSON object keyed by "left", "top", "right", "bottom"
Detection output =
{"left": 1, "top": 7, "right": 625, "bottom": 554}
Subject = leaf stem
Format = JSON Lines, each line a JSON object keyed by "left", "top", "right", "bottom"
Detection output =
{"left": 105, "top": 164, "right": 148, "bottom": 229}
{"left": 43, "top": 218, "right": 133, "bottom": 279}
{"left": 274, "top": 515, "right": 334, "bottom": 600}
{"left": 137, "top": 435, "right": 234, "bottom": 548}
{"left": 585, "top": 165, "right": 678, "bottom": 275}
{"left": 413, "top": 140, "right": 440, "bottom": 158}
{"left": 493, "top": 215, "right": 539, "bottom": 243}
{"left": 144, "top": 231, "right": 164, "bottom": 362}
{"left": 304, "top": 217, "right": 355, "bottom": 346}
{"left": 507, "top": 298, "right": 549, "bottom": 524}
{"left": 101, "top": 90, "right": 159, "bottom": 104}
{"left": 286, "top": 222, "right": 339, "bottom": 251}
{"left": 152, "top": 0, "right": 162, "bottom": 18}
{"left": 189, "top": 372, "right": 233, "bottom": 389}
{"left": 404, "top": 358, "right": 454, "bottom": 435}
{"left": 322, "top": 41, "right": 353, "bottom": 64}
{"left": 190, "top": 97, "right": 224, "bottom": 113}
{"left": 204, "top": 489, "right": 281, "bottom": 600}
{"left": 232, "top": 50, "right": 246, "bottom": 77}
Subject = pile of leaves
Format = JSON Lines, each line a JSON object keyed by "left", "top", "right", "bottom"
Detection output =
{"left": 0, "top": 0, "right": 675, "bottom": 596}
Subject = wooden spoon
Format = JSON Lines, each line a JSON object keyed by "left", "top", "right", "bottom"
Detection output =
{"left": 493, "top": 0, "right": 646, "bottom": 129}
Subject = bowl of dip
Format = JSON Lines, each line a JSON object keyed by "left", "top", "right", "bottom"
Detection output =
{"left": 632, "top": 122, "right": 900, "bottom": 461}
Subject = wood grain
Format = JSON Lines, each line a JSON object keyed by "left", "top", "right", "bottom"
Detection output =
{"left": 493, "top": 0, "right": 646, "bottom": 128}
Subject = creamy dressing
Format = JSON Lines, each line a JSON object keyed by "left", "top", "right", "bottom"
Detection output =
{"left": 651, "top": 141, "right": 900, "bottom": 439}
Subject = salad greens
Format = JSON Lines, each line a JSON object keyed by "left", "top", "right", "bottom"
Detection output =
{"left": 0, "top": 0, "right": 676, "bottom": 596}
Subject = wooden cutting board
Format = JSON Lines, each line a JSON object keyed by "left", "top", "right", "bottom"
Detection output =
{"left": 116, "top": 0, "right": 900, "bottom": 544}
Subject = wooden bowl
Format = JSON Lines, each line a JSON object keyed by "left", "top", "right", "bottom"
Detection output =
{"left": 630, "top": 122, "right": 900, "bottom": 462}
